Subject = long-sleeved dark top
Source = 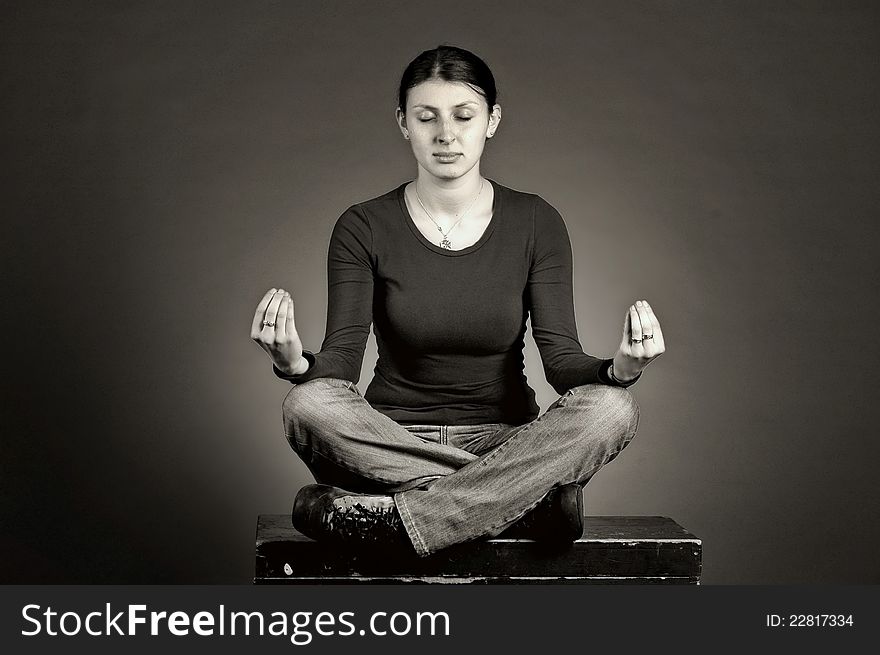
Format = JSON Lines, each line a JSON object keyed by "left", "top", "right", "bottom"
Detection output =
{"left": 274, "top": 178, "right": 639, "bottom": 425}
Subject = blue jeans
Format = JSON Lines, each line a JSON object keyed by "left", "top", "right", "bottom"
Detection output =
{"left": 282, "top": 377, "right": 640, "bottom": 556}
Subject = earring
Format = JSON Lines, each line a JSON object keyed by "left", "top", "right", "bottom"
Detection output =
{"left": 403, "top": 130, "right": 409, "bottom": 140}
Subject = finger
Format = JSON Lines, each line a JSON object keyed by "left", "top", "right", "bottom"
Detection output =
{"left": 262, "top": 291, "right": 286, "bottom": 332}
{"left": 276, "top": 296, "right": 290, "bottom": 338}
{"left": 251, "top": 288, "right": 278, "bottom": 337}
{"left": 629, "top": 304, "right": 643, "bottom": 342}
{"left": 643, "top": 301, "right": 665, "bottom": 351}
{"left": 638, "top": 300, "right": 659, "bottom": 356}
{"left": 285, "top": 295, "right": 297, "bottom": 339}
{"left": 636, "top": 300, "right": 653, "bottom": 336}
{"left": 627, "top": 303, "right": 646, "bottom": 357}
{"left": 642, "top": 300, "right": 660, "bottom": 330}
{"left": 276, "top": 296, "right": 288, "bottom": 336}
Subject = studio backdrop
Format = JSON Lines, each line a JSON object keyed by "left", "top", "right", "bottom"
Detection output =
{"left": 2, "top": 0, "right": 878, "bottom": 583}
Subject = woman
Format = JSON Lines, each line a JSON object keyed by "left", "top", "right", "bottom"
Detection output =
{"left": 250, "top": 45, "right": 665, "bottom": 557}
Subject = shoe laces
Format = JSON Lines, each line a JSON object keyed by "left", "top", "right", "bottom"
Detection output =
{"left": 324, "top": 501, "right": 404, "bottom": 544}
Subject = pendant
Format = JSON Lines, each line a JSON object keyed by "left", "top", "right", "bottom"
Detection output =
{"left": 440, "top": 238, "right": 452, "bottom": 249}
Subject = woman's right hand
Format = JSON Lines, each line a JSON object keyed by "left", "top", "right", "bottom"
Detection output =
{"left": 251, "top": 288, "right": 308, "bottom": 375}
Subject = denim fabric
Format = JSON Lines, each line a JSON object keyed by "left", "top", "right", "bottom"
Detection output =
{"left": 282, "top": 376, "right": 640, "bottom": 556}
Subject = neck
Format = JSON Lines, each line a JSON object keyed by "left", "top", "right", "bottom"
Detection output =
{"left": 414, "top": 168, "right": 485, "bottom": 217}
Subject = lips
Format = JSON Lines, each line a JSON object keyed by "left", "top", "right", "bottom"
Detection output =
{"left": 433, "top": 153, "right": 462, "bottom": 159}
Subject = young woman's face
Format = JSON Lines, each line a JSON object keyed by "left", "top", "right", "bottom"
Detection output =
{"left": 399, "top": 79, "right": 499, "bottom": 181}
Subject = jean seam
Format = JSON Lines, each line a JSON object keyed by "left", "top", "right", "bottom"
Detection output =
{"left": 621, "top": 408, "right": 640, "bottom": 449}
{"left": 554, "top": 389, "right": 574, "bottom": 408}
{"left": 307, "top": 447, "right": 412, "bottom": 488}
{"left": 309, "top": 377, "right": 361, "bottom": 395}
{"left": 393, "top": 492, "right": 429, "bottom": 556}
{"left": 303, "top": 377, "right": 345, "bottom": 387}
{"left": 478, "top": 424, "right": 527, "bottom": 468}
{"left": 283, "top": 430, "right": 312, "bottom": 464}
{"left": 485, "top": 487, "right": 551, "bottom": 535}
{"left": 631, "top": 403, "right": 641, "bottom": 439}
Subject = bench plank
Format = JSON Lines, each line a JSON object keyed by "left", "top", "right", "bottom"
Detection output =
{"left": 255, "top": 514, "right": 701, "bottom": 584}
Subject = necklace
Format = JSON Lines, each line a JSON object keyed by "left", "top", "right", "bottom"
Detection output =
{"left": 414, "top": 179, "right": 484, "bottom": 249}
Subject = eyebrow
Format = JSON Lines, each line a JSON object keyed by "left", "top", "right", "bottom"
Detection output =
{"left": 411, "top": 101, "right": 479, "bottom": 110}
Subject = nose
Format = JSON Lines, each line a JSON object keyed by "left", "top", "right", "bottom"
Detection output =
{"left": 436, "top": 118, "right": 456, "bottom": 144}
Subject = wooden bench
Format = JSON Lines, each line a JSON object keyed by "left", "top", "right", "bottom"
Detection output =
{"left": 255, "top": 514, "right": 702, "bottom": 584}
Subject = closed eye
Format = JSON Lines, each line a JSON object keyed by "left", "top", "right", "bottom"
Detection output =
{"left": 417, "top": 117, "right": 474, "bottom": 122}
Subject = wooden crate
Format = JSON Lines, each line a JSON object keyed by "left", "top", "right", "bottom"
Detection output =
{"left": 255, "top": 514, "right": 701, "bottom": 584}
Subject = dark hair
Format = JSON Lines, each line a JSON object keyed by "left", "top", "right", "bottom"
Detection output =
{"left": 397, "top": 45, "right": 498, "bottom": 113}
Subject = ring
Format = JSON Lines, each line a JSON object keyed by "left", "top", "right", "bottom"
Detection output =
{"left": 630, "top": 338, "right": 642, "bottom": 344}
{"left": 643, "top": 334, "right": 654, "bottom": 340}
{"left": 263, "top": 321, "right": 275, "bottom": 327}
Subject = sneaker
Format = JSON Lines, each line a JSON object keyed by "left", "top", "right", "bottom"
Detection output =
{"left": 291, "top": 484, "right": 410, "bottom": 547}
{"left": 498, "top": 483, "right": 584, "bottom": 542}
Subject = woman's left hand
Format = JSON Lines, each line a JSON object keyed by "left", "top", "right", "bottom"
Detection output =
{"left": 612, "top": 299, "right": 666, "bottom": 381}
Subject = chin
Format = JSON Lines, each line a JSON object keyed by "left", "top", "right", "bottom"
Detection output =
{"left": 427, "top": 161, "right": 471, "bottom": 179}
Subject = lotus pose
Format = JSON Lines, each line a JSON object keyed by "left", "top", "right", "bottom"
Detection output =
{"left": 251, "top": 45, "right": 665, "bottom": 557}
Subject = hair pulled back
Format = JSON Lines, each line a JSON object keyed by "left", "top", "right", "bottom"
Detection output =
{"left": 397, "top": 45, "right": 498, "bottom": 113}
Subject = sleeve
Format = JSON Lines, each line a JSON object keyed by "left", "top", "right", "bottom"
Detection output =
{"left": 526, "top": 196, "right": 640, "bottom": 395}
{"left": 272, "top": 206, "right": 374, "bottom": 385}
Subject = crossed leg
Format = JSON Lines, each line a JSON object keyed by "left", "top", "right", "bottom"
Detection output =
{"left": 282, "top": 377, "right": 640, "bottom": 556}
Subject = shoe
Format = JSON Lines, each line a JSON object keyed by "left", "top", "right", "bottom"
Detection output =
{"left": 292, "top": 484, "right": 410, "bottom": 547}
{"left": 498, "top": 483, "right": 584, "bottom": 542}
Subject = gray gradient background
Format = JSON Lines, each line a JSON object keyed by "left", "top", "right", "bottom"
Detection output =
{"left": 2, "top": 1, "right": 878, "bottom": 583}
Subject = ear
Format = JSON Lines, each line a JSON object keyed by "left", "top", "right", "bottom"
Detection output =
{"left": 395, "top": 108, "right": 409, "bottom": 139}
{"left": 487, "top": 104, "right": 502, "bottom": 138}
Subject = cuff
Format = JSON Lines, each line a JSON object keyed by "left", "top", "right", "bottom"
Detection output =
{"left": 272, "top": 350, "right": 316, "bottom": 382}
{"left": 598, "top": 359, "right": 641, "bottom": 388}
